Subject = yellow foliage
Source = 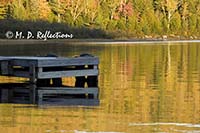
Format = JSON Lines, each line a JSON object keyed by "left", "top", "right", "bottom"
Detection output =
{"left": 38, "top": 0, "right": 51, "bottom": 20}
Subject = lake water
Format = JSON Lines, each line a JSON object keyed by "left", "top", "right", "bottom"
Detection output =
{"left": 0, "top": 42, "right": 200, "bottom": 133}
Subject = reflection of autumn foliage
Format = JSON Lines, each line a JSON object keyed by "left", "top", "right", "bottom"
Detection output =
{"left": 0, "top": 44, "right": 200, "bottom": 132}
{"left": 100, "top": 43, "right": 200, "bottom": 124}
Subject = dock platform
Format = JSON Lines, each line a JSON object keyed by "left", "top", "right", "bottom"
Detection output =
{"left": 0, "top": 55, "right": 99, "bottom": 105}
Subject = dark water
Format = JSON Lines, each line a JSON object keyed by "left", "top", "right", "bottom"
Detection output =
{"left": 0, "top": 42, "right": 200, "bottom": 133}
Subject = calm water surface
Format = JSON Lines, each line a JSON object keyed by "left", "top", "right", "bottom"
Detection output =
{"left": 0, "top": 42, "right": 200, "bottom": 133}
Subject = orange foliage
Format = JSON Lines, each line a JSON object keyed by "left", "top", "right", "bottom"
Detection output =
{"left": 117, "top": 1, "right": 133, "bottom": 17}
{"left": 38, "top": 0, "right": 51, "bottom": 20}
{"left": 0, "top": 0, "right": 12, "bottom": 5}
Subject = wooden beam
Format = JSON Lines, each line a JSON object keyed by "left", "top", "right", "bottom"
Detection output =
{"left": 13, "top": 88, "right": 30, "bottom": 93}
{"left": 37, "top": 57, "right": 99, "bottom": 67}
{"left": 37, "top": 87, "right": 98, "bottom": 104}
{"left": 38, "top": 99, "right": 100, "bottom": 106}
{"left": 37, "top": 87, "right": 98, "bottom": 94}
{"left": 12, "top": 71, "right": 30, "bottom": 78}
{"left": 11, "top": 60, "right": 38, "bottom": 67}
{"left": 38, "top": 69, "right": 98, "bottom": 79}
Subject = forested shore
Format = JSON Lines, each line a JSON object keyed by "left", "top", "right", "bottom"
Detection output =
{"left": 0, "top": 0, "right": 200, "bottom": 39}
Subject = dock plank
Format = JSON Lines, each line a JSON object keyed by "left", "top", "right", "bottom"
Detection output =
{"left": 0, "top": 55, "right": 99, "bottom": 105}
{"left": 1, "top": 56, "right": 99, "bottom": 67}
{"left": 37, "top": 57, "right": 99, "bottom": 67}
{"left": 12, "top": 71, "right": 30, "bottom": 78}
{"left": 38, "top": 69, "right": 98, "bottom": 79}
{"left": 37, "top": 87, "right": 99, "bottom": 103}
{"left": 0, "top": 56, "right": 57, "bottom": 60}
{"left": 38, "top": 87, "right": 98, "bottom": 94}
{"left": 38, "top": 99, "right": 100, "bottom": 106}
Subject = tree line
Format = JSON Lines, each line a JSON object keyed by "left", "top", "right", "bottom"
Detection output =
{"left": 0, "top": 0, "right": 199, "bottom": 39}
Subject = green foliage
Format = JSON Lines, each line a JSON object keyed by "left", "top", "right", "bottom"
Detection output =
{"left": 0, "top": 19, "right": 110, "bottom": 39}
{"left": 140, "top": 14, "right": 151, "bottom": 34}
{"left": 170, "top": 12, "right": 181, "bottom": 33}
{"left": 0, "top": 6, "right": 7, "bottom": 19}
{"left": 197, "top": 17, "right": 200, "bottom": 30}
{"left": 188, "top": 14, "right": 197, "bottom": 33}
{"left": 116, "top": 19, "right": 127, "bottom": 31}
{"left": 29, "top": 0, "right": 39, "bottom": 20}
{"left": 11, "top": 0, "right": 28, "bottom": 20}
{"left": 107, "top": 20, "right": 118, "bottom": 31}
{"left": 127, "top": 15, "right": 137, "bottom": 32}
{"left": 0, "top": 0, "right": 199, "bottom": 38}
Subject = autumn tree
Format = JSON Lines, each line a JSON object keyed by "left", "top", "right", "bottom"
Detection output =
{"left": 48, "top": 0, "right": 66, "bottom": 22}
{"left": 0, "top": 2, "right": 7, "bottom": 19}
{"left": 0, "top": 0, "right": 200, "bottom": 38}
{"left": 0, "top": 0, "right": 12, "bottom": 19}
{"left": 187, "top": 0, "right": 200, "bottom": 35}
{"left": 38, "top": 0, "right": 51, "bottom": 20}
{"left": 117, "top": 1, "right": 133, "bottom": 23}
{"left": 11, "top": 0, "right": 28, "bottom": 20}
{"left": 153, "top": 0, "right": 178, "bottom": 31}
{"left": 64, "top": 0, "right": 85, "bottom": 26}
{"left": 83, "top": 0, "right": 100, "bottom": 26}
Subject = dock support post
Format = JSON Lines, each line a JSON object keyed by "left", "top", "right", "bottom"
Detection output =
{"left": 29, "top": 64, "right": 36, "bottom": 104}
{"left": 75, "top": 65, "right": 86, "bottom": 87}
{"left": 0, "top": 61, "right": 13, "bottom": 75}
{"left": 93, "top": 92, "right": 98, "bottom": 99}
{"left": 38, "top": 90, "right": 43, "bottom": 104}
{"left": 1, "top": 89, "right": 9, "bottom": 103}
{"left": 29, "top": 85, "right": 36, "bottom": 104}
{"left": 87, "top": 65, "right": 98, "bottom": 87}
{"left": 29, "top": 64, "right": 36, "bottom": 84}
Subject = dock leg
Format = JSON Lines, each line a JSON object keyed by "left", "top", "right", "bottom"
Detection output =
{"left": 92, "top": 93, "right": 98, "bottom": 99}
{"left": 1, "top": 89, "right": 9, "bottom": 103}
{"left": 38, "top": 91, "right": 43, "bottom": 104}
{"left": 30, "top": 85, "right": 36, "bottom": 104}
{"left": 88, "top": 91, "right": 99, "bottom": 99}
{"left": 8, "top": 89, "right": 13, "bottom": 102}
{"left": 29, "top": 64, "right": 37, "bottom": 104}
{"left": 29, "top": 64, "right": 36, "bottom": 84}
{"left": 75, "top": 65, "right": 86, "bottom": 87}
{"left": 87, "top": 65, "right": 98, "bottom": 87}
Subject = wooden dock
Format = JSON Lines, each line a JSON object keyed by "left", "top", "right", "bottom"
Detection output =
{"left": 0, "top": 55, "right": 99, "bottom": 105}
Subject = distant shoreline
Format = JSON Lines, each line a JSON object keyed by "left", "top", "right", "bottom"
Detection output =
{"left": 0, "top": 39, "right": 200, "bottom": 45}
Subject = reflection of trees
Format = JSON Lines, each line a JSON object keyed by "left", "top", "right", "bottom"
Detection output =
{"left": 167, "top": 43, "right": 171, "bottom": 74}
{"left": 100, "top": 43, "right": 200, "bottom": 123}
{"left": 0, "top": 44, "right": 200, "bottom": 132}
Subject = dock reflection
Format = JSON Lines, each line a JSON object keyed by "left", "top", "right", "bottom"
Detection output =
{"left": 0, "top": 83, "right": 99, "bottom": 106}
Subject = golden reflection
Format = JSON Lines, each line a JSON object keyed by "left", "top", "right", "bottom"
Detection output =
{"left": 0, "top": 43, "right": 200, "bottom": 133}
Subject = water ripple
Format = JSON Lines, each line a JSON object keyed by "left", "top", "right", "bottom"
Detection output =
{"left": 129, "top": 122, "right": 200, "bottom": 128}
{"left": 74, "top": 131, "right": 124, "bottom": 133}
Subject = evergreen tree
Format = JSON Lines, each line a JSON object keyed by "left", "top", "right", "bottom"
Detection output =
{"left": 0, "top": 0, "right": 199, "bottom": 38}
